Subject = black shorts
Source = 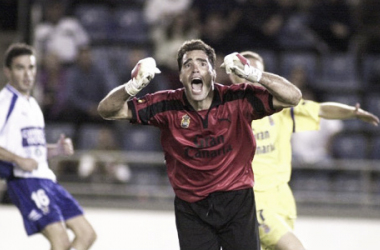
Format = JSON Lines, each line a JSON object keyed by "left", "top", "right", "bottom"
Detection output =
{"left": 174, "top": 188, "right": 260, "bottom": 250}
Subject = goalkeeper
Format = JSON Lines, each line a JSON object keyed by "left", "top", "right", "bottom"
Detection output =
{"left": 98, "top": 39, "right": 301, "bottom": 250}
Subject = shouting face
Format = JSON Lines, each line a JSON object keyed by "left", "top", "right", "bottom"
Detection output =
{"left": 179, "top": 50, "right": 216, "bottom": 110}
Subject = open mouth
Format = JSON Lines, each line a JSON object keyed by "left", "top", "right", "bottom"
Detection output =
{"left": 191, "top": 78, "right": 203, "bottom": 94}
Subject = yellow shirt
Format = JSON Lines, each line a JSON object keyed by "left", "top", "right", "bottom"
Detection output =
{"left": 252, "top": 99, "right": 321, "bottom": 191}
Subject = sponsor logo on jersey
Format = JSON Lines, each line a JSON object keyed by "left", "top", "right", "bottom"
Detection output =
{"left": 21, "top": 127, "right": 46, "bottom": 147}
{"left": 185, "top": 134, "right": 233, "bottom": 159}
{"left": 255, "top": 143, "right": 275, "bottom": 154}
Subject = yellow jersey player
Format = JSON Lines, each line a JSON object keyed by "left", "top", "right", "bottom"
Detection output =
{"left": 226, "top": 51, "right": 379, "bottom": 250}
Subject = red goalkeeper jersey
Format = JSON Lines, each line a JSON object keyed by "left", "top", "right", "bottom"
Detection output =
{"left": 127, "top": 83, "right": 280, "bottom": 202}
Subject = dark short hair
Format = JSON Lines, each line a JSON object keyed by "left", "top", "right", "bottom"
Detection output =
{"left": 177, "top": 39, "right": 216, "bottom": 71}
{"left": 4, "top": 43, "right": 36, "bottom": 68}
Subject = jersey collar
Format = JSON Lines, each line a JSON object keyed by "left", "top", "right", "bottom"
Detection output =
{"left": 182, "top": 83, "right": 222, "bottom": 112}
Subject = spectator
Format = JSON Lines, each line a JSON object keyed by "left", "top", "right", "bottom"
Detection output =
{"left": 232, "top": 0, "right": 283, "bottom": 51}
{"left": 308, "top": 0, "right": 355, "bottom": 52}
{"left": 287, "top": 65, "right": 322, "bottom": 101}
{"left": 275, "top": 0, "right": 326, "bottom": 52}
{"left": 34, "top": 52, "right": 69, "bottom": 122}
{"left": 33, "top": 0, "right": 90, "bottom": 67}
{"left": 151, "top": 12, "right": 200, "bottom": 72}
{"left": 215, "top": 52, "right": 232, "bottom": 86}
{"left": 291, "top": 118, "right": 344, "bottom": 164}
{"left": 118, "top": 46, "right": 172, "bottom": 92}
{"left": 64, "top": 46, "right": 112, "bottom": 125}
{"left": 143, "top": 0, "right": 191, "bottom": 27}
{"left": 0, "top": 0, "right": 17, "bottom": 30}
{"left": 78, "top": 127, "right": 131, "bottom": 183}
{"left": 150, "top": 12, "right": 200, "bottom": 89}
{"left": 192, "top": 0, "right": 241, "bottom": 54}
{"left": 353, "top": 0, "right": 380, "bottom": 55}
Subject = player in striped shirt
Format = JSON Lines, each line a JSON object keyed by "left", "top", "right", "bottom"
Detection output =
{"left": 98, "top": 39, "right": 302, "bottom": 250}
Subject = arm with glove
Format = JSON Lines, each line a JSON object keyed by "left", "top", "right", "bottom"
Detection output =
{"left": 222, "top": 52, "right": 302, "bottom": 109}
{"left": 98, "top": 57, "right": 161, "bottom": 120}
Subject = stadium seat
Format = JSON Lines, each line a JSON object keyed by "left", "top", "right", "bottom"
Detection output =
{"left": 332, "top": 172, "right": 361, "bottom": 192}
{"left": 370, "top": 135, "right": 380, "bottom": 160}
{"left": 279, "top": 51, "right": 318, "bottom": 79}
{"left": 76, "top": 124, "right": 117, "bottom": 150}
{"left": 290, "top": 171, "right": 331, "bottom": 192}
{"left": 361, "top": 54, "right": 380, "bottom": 85}
{"left": 255, "top": 49, "right": 278, "bottom": 74}
{"left": 365, "top": 94, "right": 380, "bottom": 118}
{"left": 74, "top": 5, "right": 111, "bottom": 42}
{"left": 110, "top": 8, "right": 149, "bottom": 44}
{"left": 91, "top": 46, "right": 120, "bottom": 88}
{"left": 278, "top": 13, "right": 321, "bottom": 52}
{"left": 316, "top": 53, "right": 361, "bottom": 91}
{"left": 122, "top": 126, "right": 162, "bottom": 152}
{"left": 45, "top": 123, "right": 76, "bottom": 143}
{"left": 331, "top": 133, "right": 368, "bottom": 159}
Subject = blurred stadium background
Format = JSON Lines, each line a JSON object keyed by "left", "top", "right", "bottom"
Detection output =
{"left": 0, "top": 0, "right": 379, "bottom": 249}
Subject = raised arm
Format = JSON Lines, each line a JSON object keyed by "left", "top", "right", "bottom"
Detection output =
{"left": 98, "top": 57, "right": 161, "bottom": 120}
{"left": 319, "top": 102, "right": 379, "bottom": 126}
{"left": 97, "top": 84, "right": 133, "bottom": 120}
{"left": 256, "top": 72, "right": 301, "bottom": 109}
{"left": 222, "top": 53, "right": 302, "bottom": 109}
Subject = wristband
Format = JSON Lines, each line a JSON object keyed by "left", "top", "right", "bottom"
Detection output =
{"left": 245, "top": 64, "right": 263, "bottom": 82}
{"left": 124, "top": 79, "right": 140, "bottom": 96}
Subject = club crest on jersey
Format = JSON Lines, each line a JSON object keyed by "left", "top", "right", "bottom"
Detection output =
{"left": 181, "top": 114, "right": 190, "bottom": 128}
{"left": 137, "top": 98, "right": 146, "bottom": 104}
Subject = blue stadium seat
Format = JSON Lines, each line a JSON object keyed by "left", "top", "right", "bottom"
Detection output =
{"left": 365, "top": 94, "right": 380, "bottom": 117}
{"left": 279, "top": 51, "right": 318, "bottom": 79}
{"left": 91, "top": 46, "right": 111, "bottom": 70}
{"left": 45, "top": 123, "right": 76, "bottom": 143}
{"left": 74, "top": 5, "right": 111, "bottom": 42}
{"left": 316, "top": 53, "right": 361, "bottom": 91}
{"left": 371, "top": 135, "right": 380, "bottom": 160}
{"left": 76, "top": 124, "right": 117, "bottom": 150}
{"left": 91, "top": 46, "right": 120, "bottom": 88}
{"left": 332, "top": 172, "right": 361, "bottom": 192}
{"left": 361, "top": 54, "right": 380, "bottom": 85}
{"left": 331, "top": 133, "right": 368, "bottom": 159}
{"left": 278, "top": 13, "right": 320, "bottom": 52}
{"left": 122, "top": 126, "right": 162, "bottom": 152}
{"left": 255, "top": 49, "right": 278, "bottom": 74}
{"left": 110, "top": 8, "right": 149, "bottom": 44}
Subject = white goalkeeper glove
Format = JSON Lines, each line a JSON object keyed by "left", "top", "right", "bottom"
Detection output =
{"left": 124, "top": 57, "right": 161, "bottom": 96}
{"left": 221, "top": 52, "right": 262, "bottom": 83}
